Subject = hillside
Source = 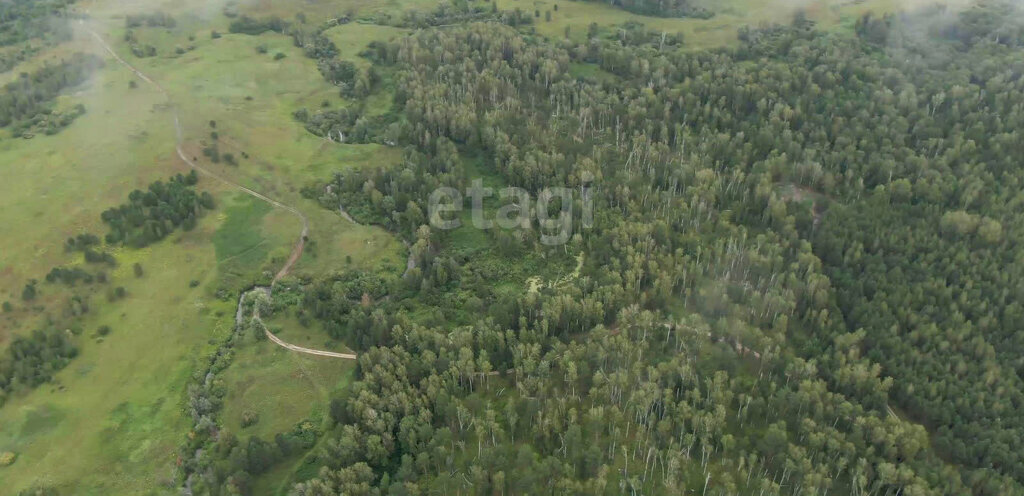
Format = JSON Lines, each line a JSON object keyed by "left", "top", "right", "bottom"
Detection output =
{"left": 0, "top": 0, "right": 1022, "bottom": 495}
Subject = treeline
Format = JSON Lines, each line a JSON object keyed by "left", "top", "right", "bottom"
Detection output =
{"left": 855, "top": 2, "right": 1024, "bottom": 48}
{"left": 125, "top": 12, "right": 176, "bottom": 29}
{"left": 10, "top": 103, "right": 85, "bottom": 137}
{"left": 585, "top": 0, "right": 713, "bottom": 18}
{"left": 101, "top": 170, "right": 214, "bottom": 248}
{"left": 0, "top": 329, "right": 77, "bottom": 407}
{"left": 0, "top": 56, "right": 101, "bottom": 131}
{"left": 374, "top": 0, "right": 537, "bottom": 28}
{"left": 292, "top": 105, "right": 391, "bottom": 144}
{"left": 229, "top": 0, "right": 534, "bottom": 98}
{"left": 227, "top": 15, "right": 287, "bottom": 35}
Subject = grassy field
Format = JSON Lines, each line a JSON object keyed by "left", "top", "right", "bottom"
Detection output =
{"left": 218, "top": 339, "right": 355, "bottom": 441}
{"left": 0, "top": 7, "right": 242, "bottom": 491}
{"left": 0, "top": 0, "right": 403, "bottom": 492}
{"left": 0, "top": 220, "right": 234, "bottom": 494}
{"left": 0, "top": 43, "right": 178, "bottom": 344}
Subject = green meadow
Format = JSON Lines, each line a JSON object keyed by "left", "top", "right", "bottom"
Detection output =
{"left": 0, "top": 0, "right": 404, "bottom": 492}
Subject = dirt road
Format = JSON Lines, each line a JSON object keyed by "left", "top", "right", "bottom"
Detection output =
{"left": 87, "top": 25, "right": 349, "bottom": 360}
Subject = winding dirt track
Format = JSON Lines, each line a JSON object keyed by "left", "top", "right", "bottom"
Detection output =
{"left": 87, "top": 24, "right": 352, "bottom": 360}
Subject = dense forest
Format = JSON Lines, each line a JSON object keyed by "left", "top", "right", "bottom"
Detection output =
{"left": 174, "top": 1, "right": 1024, "bottom": 495}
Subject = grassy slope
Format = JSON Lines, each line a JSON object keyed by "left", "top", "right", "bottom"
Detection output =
{"left": 0, "top": 41, "right": 177, "bottom": 345}
{"left": 0, "top": 0, "right": 400, "bottom": 493}
{"left": 0, "top": 8, "right": 242, "bottom": 492}
{"left": 218, "top": 341, "right": 355, "bottom": 442}
{"left": 0, "top": 222, "right": 232, "bottom": 494}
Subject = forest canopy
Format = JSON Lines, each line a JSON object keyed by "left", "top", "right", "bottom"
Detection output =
{"left": 179, "top": 1, "right": 1024, "bottom": 495}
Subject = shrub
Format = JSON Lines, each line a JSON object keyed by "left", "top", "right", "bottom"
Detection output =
{"left": 242, "top": 411, "right": 260, "bottom": 428}
{"left": 21, "top": 283, "right": 36, "bottom": 301}
{"left": 0, "top": 451, "right": 15, "bottom": 467}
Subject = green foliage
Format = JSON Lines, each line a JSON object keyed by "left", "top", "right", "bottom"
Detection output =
{"left": 0, "top": 45, "right": 40, "bottom": 73}
{"left": 10, "top": 103, "right": 86, "bottom": 137}
{"left": 100, "top": 170, "right": 211, "bottom": 248}
{"left": 45, "top": 266, "right": 95, "bottom": 286}
{"left": 379, "top": 0, "right": 537, "bottom": 28}
{"left": 275, "top": 7, "right": 1024, "bottom": 493}
{"left": 82, "top": 248, "right": 116, "bottom": 265}
{"left": 241, "top": 410, "right": 259, "bottom": 428}
{"left": 942, "top": 0, "right": 1024, "bottom": 47}
{"left": 0, "top": 0, "right": 75, "bottom": 47}
{"left": 0, "top": 56, "right": 102, "bottom": 130}
{"left": 125, "top": 12, "right": 176, "bottom": 29}
{"left": 0, "top": 328, "right": 77, "bottom": 406}
{"left": 228, "top": 15, "right": 286, "bottom": 35}
{"left": 129, "top": 43, "right": 157, "bottom": 58}
{"left": 292, "top": 104, "right": 390, "bottom": 144}
{"left": 64, "top": 233, "right": 100, "bottom": 252}
{"left": 588, "top": 0, "right": 712, "bottom": 18}
{"left": 20, "top": 281, "right": 36, "bottom": 301}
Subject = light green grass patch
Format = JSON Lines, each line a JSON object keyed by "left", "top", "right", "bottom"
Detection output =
{"left": 323, "top": 23, "right": 410, "bottom": 70}
{"left": 218, "top": 340, "right": 355, "bottom": 441}
{"left": 212, "top": 192, "right": 294, "bottom": 289}
{"left": 0, "top": 219, "right": 234, "bottom": 495}
{"left": 266, "top": 312, "right": 354, "bottom": 354}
